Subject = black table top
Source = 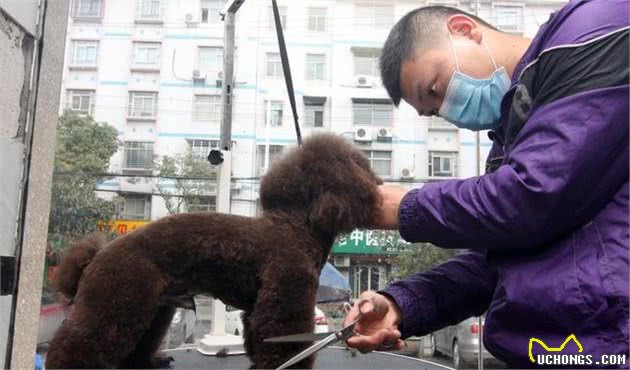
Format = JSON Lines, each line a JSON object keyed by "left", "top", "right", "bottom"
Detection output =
{"left": 165, "top": 345, "right": 453, "bottom": 370}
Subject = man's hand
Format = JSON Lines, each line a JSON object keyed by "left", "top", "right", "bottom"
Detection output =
{"left": 372, "top": 185, "right": 408, "bottom": 229}
{"left": 343, "top": 291, "right": 405, "bottom": 353}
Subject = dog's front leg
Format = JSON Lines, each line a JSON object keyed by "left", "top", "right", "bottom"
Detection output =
{"left": 245, "top": 269, "right": 318, "bottom": 369}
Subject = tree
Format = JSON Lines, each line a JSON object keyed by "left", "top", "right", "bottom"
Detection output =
{"left": 155, "top": 151, "right": 217, "bottom": 215}
{"left": 47, "top": 112, "right": 119, "bottom": 260}
{"left": 390, "top": 242, "right": 458, "bottom": 279}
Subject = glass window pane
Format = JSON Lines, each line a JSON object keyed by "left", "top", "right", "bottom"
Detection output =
{"left": 198, "top": 47, "right": 223, "bottom": 77}
{"left": 200, "top": 0, "right": 222, "bottom": 24}
{"left": 193, "top": 95, "right": 221, "bottom": 121}
{"left": 266, "top": 53, "right": 281, "bottom": 77}
{"left": 314, "top": 111, "right": 324, "bottom": 127}
{"left": 308, "top": 7, "right": 326, "bottom": 32}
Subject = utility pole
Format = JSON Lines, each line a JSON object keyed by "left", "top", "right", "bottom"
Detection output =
{"left": 198, "top": 0, "right": 245, "bottom": 354}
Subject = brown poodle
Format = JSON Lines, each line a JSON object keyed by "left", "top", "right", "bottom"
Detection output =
{"left": 45, "top": 133, "right": 383, "bottom": 369}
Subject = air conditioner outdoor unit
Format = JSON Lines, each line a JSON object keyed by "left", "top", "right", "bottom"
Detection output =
{"left": 355, "top": 75, "right": 375, "bottom": 88}
{"left": 354, "top": 127, "right": 372, "bottom": 142}
{"left": 401, "top": 168, "right": 415, "bottom": 180}
{"left": 192, "top": 69, "right": 206, "bottom": 83}
{"left": 216, "top": 71, "right": 223, "bottom": 88}
{"left": 376, "top": 127, "right": 393, "bottom": 142}
{"left": 185, "top": 13, "right": 198, "bottom": 27}
{"left": 333, "top": 255, "right": 350, "bottom": 267}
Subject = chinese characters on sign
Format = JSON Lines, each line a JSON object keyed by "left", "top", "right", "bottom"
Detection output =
{"left": 333, "top": 230, "right": 410, "bottom": 255}
{"left": 97, "top": 220, "right": 148, "bottom": 235}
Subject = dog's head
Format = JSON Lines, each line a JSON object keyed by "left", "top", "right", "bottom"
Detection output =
{"left": 259, "top": 134, "right": 383, "bottom": 235}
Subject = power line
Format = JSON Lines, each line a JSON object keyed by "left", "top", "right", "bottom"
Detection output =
{"left": 54, "top": 171, "right": 217, "bottom": 181}
{"left": 57, "top": 170, "right": 455, "bottom": 184}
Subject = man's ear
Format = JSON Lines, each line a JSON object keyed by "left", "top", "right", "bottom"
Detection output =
{"left": 309, "top": 192, "right": 355, "bottom": 234}
{"left": 447, "top": 14, "right": 482, "bottom": 43}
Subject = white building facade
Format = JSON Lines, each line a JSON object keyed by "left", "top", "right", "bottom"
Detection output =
{"left": 60, "top": 0, "right": 567, "bottom": 224}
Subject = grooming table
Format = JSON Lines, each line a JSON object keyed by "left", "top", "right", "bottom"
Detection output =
{"left": 165, "top": 345, "right": 453, "bottom": 369}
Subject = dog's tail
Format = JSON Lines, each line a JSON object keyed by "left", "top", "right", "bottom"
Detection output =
{"left": 55, "top": 232, "right": 106, "bottom": 300}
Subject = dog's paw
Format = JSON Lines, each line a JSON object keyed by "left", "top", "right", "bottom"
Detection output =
{"left": 150, "top": 354, "right": 175, "bottom": 368}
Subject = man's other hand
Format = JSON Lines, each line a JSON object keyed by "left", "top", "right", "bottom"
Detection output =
{"left": 343, "top": 291, "right": 405, "bottom": 353}
{"left": 372, "top": 185, "right": 408, "bottom": 230}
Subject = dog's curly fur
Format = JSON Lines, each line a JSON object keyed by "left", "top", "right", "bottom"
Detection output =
{"left": 45, "top": 134, "right": 382, "bottom": 369}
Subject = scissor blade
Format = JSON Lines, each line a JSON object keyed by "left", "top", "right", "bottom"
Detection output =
{"left": 265, "top": 332, "right": 332, "bottom": 343}
{"left": 275, "top": 333, "right": 339, "bottom": 370}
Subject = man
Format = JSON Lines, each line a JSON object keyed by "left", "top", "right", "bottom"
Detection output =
{"left": 344, "top": 1, "right": 629, "bottom": 367}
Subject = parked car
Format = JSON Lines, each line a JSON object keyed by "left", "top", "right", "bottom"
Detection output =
{"left": 431, "top": 317, "right": 501, "bottom": 369}
{"left": 225, "top": 306, "right": 330, "bottom": 336}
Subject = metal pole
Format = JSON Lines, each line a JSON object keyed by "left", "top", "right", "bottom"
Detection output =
{"left": 209, "top": 9, "right": 237, "bottom": 337}
{"left": 219, "top": 12, "right": 235, "bottom": 152}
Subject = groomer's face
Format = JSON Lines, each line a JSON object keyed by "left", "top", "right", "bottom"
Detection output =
{"left": 399, "top": 15, "right": 497, "bottom": 116}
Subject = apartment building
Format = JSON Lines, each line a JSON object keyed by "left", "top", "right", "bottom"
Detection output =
{"left": 60, "top": 0, "right": 566, "bottom": 295}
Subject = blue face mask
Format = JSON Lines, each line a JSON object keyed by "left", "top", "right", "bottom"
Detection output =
{"left": 438, "top": 35, "right": 511, "bottom": 131}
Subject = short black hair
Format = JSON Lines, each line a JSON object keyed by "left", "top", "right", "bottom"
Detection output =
{"left": 380, "top": 6, "right": 496, "bottom": 106}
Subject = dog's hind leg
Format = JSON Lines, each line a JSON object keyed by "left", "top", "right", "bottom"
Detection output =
{"left": 46, "top": 257, "right": 169, "bottom": 369}
{"left": 45, "top": 315, "right": 111, "bottom": 369}
{"left": 118, "top": 306, "right": 176, "bottom": 369}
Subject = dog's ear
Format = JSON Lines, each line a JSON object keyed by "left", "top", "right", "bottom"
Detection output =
{"left": 308, "top": 160, "right": 381, "bottom": 234}
{"left": 309, "top": 191, "right": 355, "bottom": 234}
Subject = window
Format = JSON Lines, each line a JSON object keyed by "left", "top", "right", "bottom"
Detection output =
{"left": 494, "top": 5, "right": 524, "bottom": 33}
{"left": 352, "top": 265, "right": 386, "bottom": 298}
{"left": 72, "top": 40, "right": 99, "bottom": 67}
{"left": 352, "top": 48, "right": 381, "bottom": 76}
{"left": 264, "top": 101, "right": 283, "bottom": 127}
{"left": 303, "top": 96, "right": 326, "bottom": 128}
{"left": 74, "top": 0, "right": 102, "bottom": 18}
{"left": 429, "top": 151, "right": 458, "bottom": 178}
{"left": 426, "top": 0, "right": 460, "bottom": 5}
{"left": 137, "top": 0, "right": 161, "bottom": 20}
{"left": 306, "top": 54, "right": 326, "bottom": 80}
{"left": 66, "top": 90, "right": 95, "bottom": 115}
{"left": 132, "top": 42, "right": 161, "bottom": 69}
{"left": 128, "top": 92, "right": 158, "bottom": 119}
{"left": 363, "top": 150, "right": 392, "bottom": 177}
{"left": 119, "top": 195, "right": 151, "bottom": 220}
{"left": 188, "top": 139, "right": 220, "bottom": 160}
{"left": 186, "top": 196, "right": 216, "bottom": 213}
{"left": 305, "top": 106, "right": 324, "bottom": 128}
{"left": 352, "top": 99, "right": 393, "bottom": 126}
{"left": 198, "top": 47, "right": 223, "bottom": 79}
{"left": 193, "top": 95, "right": 221, "bottom": 122}
{"left": 307, "top": 7, "right": 327, "bottom": 32}
{"left": 265, "top": 53, "right": 282, "bottom": 78}
{"left": 354, "top": 4, "right": 393, "bottom": 30}
{"left": 200, "top": 0, "right": 222, "bottom": 24}
{"left": 124, "top": 141, "right": 154, "bottom": 174}
{"left": 256, "top": 145, "right": 285, "bottom": 176}
{"left": 268, "top": 5, "right": 287, "bottom": 30}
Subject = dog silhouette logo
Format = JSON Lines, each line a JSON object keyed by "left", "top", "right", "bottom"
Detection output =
{"left": 528, "top": 334, "right": 584, "bottom": 363}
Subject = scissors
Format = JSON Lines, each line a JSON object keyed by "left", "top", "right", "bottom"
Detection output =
{"left": 264, "top": 299, "right": 378, "bottom": 370}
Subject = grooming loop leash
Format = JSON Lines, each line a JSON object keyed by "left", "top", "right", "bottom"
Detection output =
{"left": 271, "top": 0, "right": 302, "bottom": 145}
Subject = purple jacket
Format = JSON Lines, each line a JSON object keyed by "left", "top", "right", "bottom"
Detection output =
{"left": 383, "top": 0, "right": 629, "bottom": 367}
